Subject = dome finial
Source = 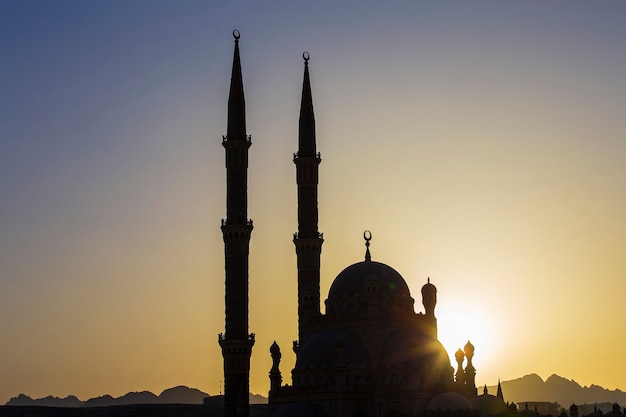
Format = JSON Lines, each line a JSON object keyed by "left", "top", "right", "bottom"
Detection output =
{"left": 363, "top": 230, "right": 372, "bottom": 261}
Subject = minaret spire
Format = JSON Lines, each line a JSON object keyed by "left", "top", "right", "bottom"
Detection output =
{"left": 227, "top": 29, "right": 246, "bottom": 142}
{"left": 298, "top": 52, "right": 316, "bottom": 157}
{"left": 293, "top": 52, "right": 323, "bottom": 352}
{"left": 219, "top": 30, "right": 254, "bottom": 417}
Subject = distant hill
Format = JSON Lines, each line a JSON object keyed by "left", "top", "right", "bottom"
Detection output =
{"left": 83, "top": 391, "right": 160, "bottom": 407}
{"left": 487, "top": 374, "right": 626, "bottom": 408}
{"left": 9, "top": 375, "right": 624, "bottom": 409}
{"left": 6, "top": 394, "right": 84, "bottom": 407}
{"left": 4, "top": 386, "right": 230, "bottom": 407}
{"left": 159, "top": 386, "right": 210, "bottom": 405}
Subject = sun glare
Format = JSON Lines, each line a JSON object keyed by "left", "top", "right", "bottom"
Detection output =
{"left": 436, "top": 303, "right": 495, "bottom": 371}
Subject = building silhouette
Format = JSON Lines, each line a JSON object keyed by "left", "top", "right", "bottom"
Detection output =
{"left": 220, "top": 32, "right": 480, "bottom": 417}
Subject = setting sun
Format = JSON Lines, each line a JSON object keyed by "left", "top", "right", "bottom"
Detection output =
{"left": 436, "top": 301, "right": 496, "bottom": 377}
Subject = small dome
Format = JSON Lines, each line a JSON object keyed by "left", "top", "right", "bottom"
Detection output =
{"left": 328, "top": 261, "right": 412, "bottom": 301}
{"left": 427, "top": 392, "right": 475, "bottom": 411}
{"left": 296, "top": 329, "right": 369, "bottom": 369}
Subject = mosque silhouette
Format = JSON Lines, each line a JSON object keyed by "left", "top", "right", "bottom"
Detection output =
{"left": 218, "top": 31, "right": 509, "bottom": 417}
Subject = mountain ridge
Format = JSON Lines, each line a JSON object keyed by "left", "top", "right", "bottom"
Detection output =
{"left": 5, "top": 386, "right": 217, "bottom": 407}
{"left": 6, "top": 376, "right": 625, "bottom": 408}
{"left": 5, "top": 387, "right": 270, "bottom": 407}
{"left": 487, "top": 374, "right": 626, "bottom": 408}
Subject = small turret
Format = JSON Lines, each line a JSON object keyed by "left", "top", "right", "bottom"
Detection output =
{"left": 464, "top": 340, "right": 475, "bottom": 360}
{"left": 421, "top": 277, "right": 437, "bottom": 316}
{"left": 464, "top": 341, "right": 477, "bottom": 396}
{"left": 269, "top": 341, "right": 282, "bottom": 399}
{"left": 455, "top": 348, "right": 465, "bottom": 385}
{"left": 497, "top": 379, "right": 504, "bottom": 401}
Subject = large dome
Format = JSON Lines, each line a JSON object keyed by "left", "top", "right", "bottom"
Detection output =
{"left": 327, "top": 261, "right": 412, "bottom": 301}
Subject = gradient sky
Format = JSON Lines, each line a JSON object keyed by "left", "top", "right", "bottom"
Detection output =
{"left": 1, "top": 0, "right": 626, "bottom": 405}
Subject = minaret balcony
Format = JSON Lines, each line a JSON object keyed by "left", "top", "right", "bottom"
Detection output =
{"left": 223, "top": 134, "right": 252, "bottom": 143}
{"left": 293, "top": 232, "right": 323, "bottom": 240}
{"left": 218, "top": 333, "right": 255, "bottom": 342}
{"left": 293, "top": 152, "right": 321, "bottom": 160}
{"left": 222, "top": 219, "right": 253, "bottom": 227}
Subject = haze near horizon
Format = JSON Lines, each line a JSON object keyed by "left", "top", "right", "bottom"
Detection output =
{"left": 1, "top": 1, "right": 625, "bottom": 406}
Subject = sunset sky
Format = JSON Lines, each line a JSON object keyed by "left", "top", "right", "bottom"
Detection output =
{"left": 2, "top": 1, "right": 626, "bottom": 405}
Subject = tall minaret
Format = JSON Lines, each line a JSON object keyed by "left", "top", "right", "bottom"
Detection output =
{"left": 293, "top": 52, "right": 323, "bottom": 351}
{"left": 218, "top": 30, "right": 254, "bottom": 417}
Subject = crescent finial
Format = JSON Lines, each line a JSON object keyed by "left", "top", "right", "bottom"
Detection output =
{"left": 303, "top": 51, "right": 310, "bottom": 63}
{"left": 233, "top": 29, "right": 241, "bottom": 40}
{"left": 363, "top": 230, "right": 372, "bottom": 261}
